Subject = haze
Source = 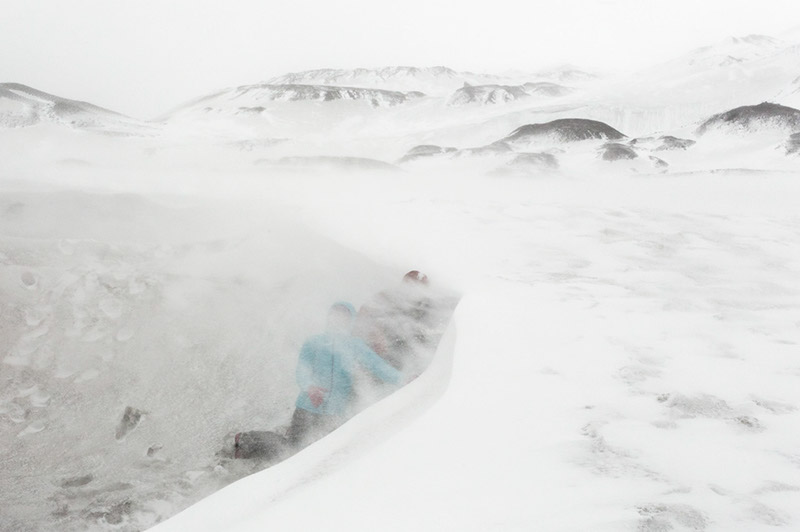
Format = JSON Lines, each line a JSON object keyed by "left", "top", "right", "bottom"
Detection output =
{"left": 2, "top": 0, "right": 799, "bottom": 119}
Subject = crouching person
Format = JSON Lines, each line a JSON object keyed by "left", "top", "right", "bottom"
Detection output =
{"left": 287, "top": 302, "right": 402, "bottom": 449}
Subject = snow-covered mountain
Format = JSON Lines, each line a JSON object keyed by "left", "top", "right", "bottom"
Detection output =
{"left": 0, "top": 83, "right": 155, "bottom": 135}
{"left": 561, "top": 34, "right": 800, "bottom": 136}
{"left": 265, "top": 66, "right": 512, "bottom": 96}
{"left": 675, "top": 34, "right": 786, "bottom": 71}
{"left": 447, "top": 82, "right": 572, "bottom": 106}
{"left": 168, "top": 83, "right": 425, "bottom": 116}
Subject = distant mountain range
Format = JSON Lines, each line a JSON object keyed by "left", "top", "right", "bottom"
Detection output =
{"left": 3, "top": 33, "right": 800, "bottom": 171}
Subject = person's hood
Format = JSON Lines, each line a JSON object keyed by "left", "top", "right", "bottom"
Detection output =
{"left": 331, "top": 301, "right": 356, "bottom": 318}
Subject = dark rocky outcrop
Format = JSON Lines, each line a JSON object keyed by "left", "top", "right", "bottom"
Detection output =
{"left": 697, "top": 102, "right": 800, "bottom": 135}
{"left": 115, "top": 407, "right": 144, "bottom": 441}
{"left": 654, "top": 136, "right": 696, "bottom": 151}
{"left": 649, "top": 156, "right": 669, "bottom": 169}
{"left": 461, "top": 141, "right": 513, "bottom": 156}
{"left": 398, "top": 144, "right": 458, "bottom": 163}
{"left": 600, "top": 143, "right": 638, "bottom": 161}
{"left": 786, "top": 133, "right": 800, "bottom": 155}
{"left": 505, "top": 118, "right": 625, "bottom": 144}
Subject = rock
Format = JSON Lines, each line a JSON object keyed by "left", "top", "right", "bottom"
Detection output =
{"left": 600, "top": 142, "right": 638, "bottom": 161}
{"left": 505, "top": 118, "right": 626, "bottom": 145}
{"left": 115, "top": 406, "right": 145, "bottom": 441}
{"left": 398, "top": 145, "right": 458, "bottom": 163}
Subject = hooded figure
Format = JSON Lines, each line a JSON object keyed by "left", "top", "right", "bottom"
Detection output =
{"left": 287, "top": 302, "right": 402, "bottom": 447}
{"left": 354, "top": 271, "right": 435, "bottom": 373}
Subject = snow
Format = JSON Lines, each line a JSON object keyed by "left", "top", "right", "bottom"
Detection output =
{"left": 2, "top": 29, "right": 800, "bottom": 532}
{"left": 140, "top": 171, "right": 800, "bottom": 532}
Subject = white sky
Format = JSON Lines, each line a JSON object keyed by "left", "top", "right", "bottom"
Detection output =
{"left": 1, "top": 0, "right": 798, "bottom": 119}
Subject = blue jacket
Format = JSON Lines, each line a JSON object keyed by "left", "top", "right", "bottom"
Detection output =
{"left": 295, "top": 332, "right": 401, "bottom": 416}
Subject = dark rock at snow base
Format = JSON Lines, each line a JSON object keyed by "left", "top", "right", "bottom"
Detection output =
{"left": 60, "top": 475, "right": 94, "bottom": 488}
{"left": 461, "top": 141, "right": 514, "bottom": 156}
{"left": 786, "top": 133, "right": 800, "bottom": 155}
{"left": 398, "top": 144, "right": 458, "bottom": 163}
{"left": 696, "top": 102, "right": 800, "bottom": 135}
{"left": 504, "top": 118, "right": 626, "bottom": 144}
{"left": 509, "top": 152, "right": 560, "bottom": 169}
{"left": 649, "top": 156, "right": 669, "bottom": 169}
{"left": 600, "top": 142, "right": 638, "bottom": 161}
{"left": 115, "top": 407, "right": 145, "bottom": 441}
{"left": 655, "top": 135, "right": 696, "bottom": 151}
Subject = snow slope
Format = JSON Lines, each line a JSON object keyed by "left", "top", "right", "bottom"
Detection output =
{"left": 146, "top": 171, "right": 800, "bottom": 532}
{"left": 3, "top": 28, "right": 800, "bottom": 532}
{"left": 0, "top": 83, "right": 156, "bottom": 136}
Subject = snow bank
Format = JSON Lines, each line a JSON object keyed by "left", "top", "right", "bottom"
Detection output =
{"left": 147, "top": 170, "right": 800, "bottom": 532}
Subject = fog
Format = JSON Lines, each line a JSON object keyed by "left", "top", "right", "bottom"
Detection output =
{"left": 3, "top": 24, "right": 800, "bottom": 531}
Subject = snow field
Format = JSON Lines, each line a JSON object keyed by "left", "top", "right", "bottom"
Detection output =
{"left": 149, "top": 169, "right": 800, "bottom": 531}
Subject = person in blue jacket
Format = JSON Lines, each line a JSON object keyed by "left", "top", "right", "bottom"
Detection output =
{"left": 286, "top": 301, "right": 402, "bottom": 447}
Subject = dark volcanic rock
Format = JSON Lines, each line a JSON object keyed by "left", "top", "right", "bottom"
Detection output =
{"left": 399, "top": 144, "right": 458, "bottom": 163}
{"left": 655, "top": 136, "right": 696, "bottom": 151}
{"left": 649, "top": 156, "right": 669, "bottom": 169}
{"left": 697, "top": 102, "right": 800, "bottom": 135}
{"left": 600, "top": 143, "right": 638, "bottom": 161}
{"left": 787, "top": 133, "right": 800, "bottom": 155}
{"left": 505, "top": 119, "right": 625, "bottom": 144}
{"left": 115, "top": 407, "right": 144, "bottom": 441}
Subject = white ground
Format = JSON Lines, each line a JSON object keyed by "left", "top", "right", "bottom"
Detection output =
{"left": 3, "top": 158, "right": 798, "bottom": 531}
{"left": 2, "top": 31, "right": 800, "bottom": 532}
{"left": 148, "top": 171, "right": 800, "bottom": 532}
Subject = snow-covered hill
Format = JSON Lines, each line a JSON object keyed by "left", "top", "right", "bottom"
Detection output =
{"left": 0, "top": 83, "right": 156, "bottom": 135}
{"left": 697, "top": 102, "right": 800, "bottom": 136}
{"left": 672, "top": 34, "right": 786, "bottom": 71}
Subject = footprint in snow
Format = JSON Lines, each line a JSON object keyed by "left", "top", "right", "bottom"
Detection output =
{"left": 17, "top": 420, "right": 46, "bottom": 437}
{"left": 20, "top": 271, "right": 38, "bottom": 289}
{"left": 24, "top": 308, "right": 47, "bottom": 327}
{"left": 115, "top": 326, "right": 135, "bottom": 342}
{"left": 74, "top": 369, "right": 101, "bottom": 383}
{"left": 637, "top": 503, "right": 708, "bottom": 531}
{"left": 58, "top": 239, "right": 76, "bottom": 256}
{"left": 99, "top": 297, "right": 123, "bottom": 319}
{"left": 748, "top": 502, "right": 790, "bottom": 527}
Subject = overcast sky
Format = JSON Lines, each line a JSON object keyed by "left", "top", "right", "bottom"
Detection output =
{"left": 1, "top": 0, "right": 798, "bottom": 119}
